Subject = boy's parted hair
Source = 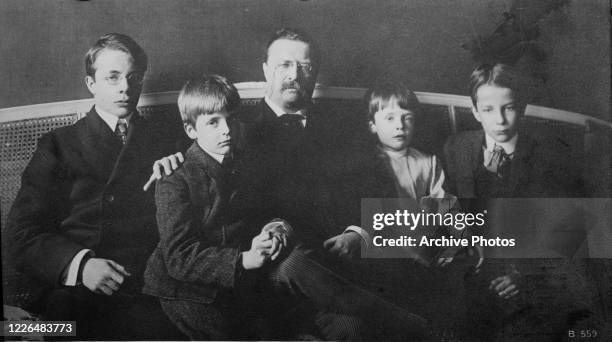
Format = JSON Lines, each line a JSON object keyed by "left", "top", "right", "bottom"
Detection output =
{"left": 469, "top": 63, "right": 530, "bottom": 110}
{"left": 85, "top": 33, "right": 148, "bottom": 78}
{"left": 365, "top": 81, "right": 422, "bottom": 122}
{"left": 178, "top": 74, "right": 241, "bottom": 126}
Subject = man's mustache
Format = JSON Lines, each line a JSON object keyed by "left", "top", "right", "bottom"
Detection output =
{"left": 281, "top": 81, "right": 304, "bottom": 92}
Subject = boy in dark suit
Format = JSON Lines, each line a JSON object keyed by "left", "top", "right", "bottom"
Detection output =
{"left": 6, "top": 33, "right": 184, "bottom": 339}
{"left": 143, "top": 74, "right": 284, "bottom": 340}
{"left": 444, "top": 63, "right": 576, "bottom": 199}
{"left": 443, "top": 63, "right": 590, "bottom": 339}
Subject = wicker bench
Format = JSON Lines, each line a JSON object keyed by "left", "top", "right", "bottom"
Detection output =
{"left": 2, "top": 83, "right": 611, "bottom": 329}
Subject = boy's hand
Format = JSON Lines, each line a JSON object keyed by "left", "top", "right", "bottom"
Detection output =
{"left": 143, "top": 152, "right": 184, "bottom": 191}
{"left": 489, "top": 268, "right": 521, "bottom": 299}
{"left": 323, "top": 232, "right": 361, "bottom": 259}
{"left": 261, "top": 218, "right": 292, "bottom": 260}
{"left": 435, "top": 245, "right": 484, "bottom": 269}
{"left": 242, "top": 231, "right": 276, "bottom": 270}
{"left": 82, "top": 258, "right": 131, "bottom": 296}
{"left": 436, "top": 256, "right": 455, "bottom": 267}
{"left": 435, "top": 245, "right": 462, "bottom": 267}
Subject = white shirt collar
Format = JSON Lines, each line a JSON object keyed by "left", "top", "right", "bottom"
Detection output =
{"left": 484, "top": 132, "right": 518, "bottom": 154}
{"left": 264, "top": 96, "right": 308, "bottom": 127}
{"left": 95, "top": 106, "right": 132, "bottom": 131}
{"left": 380, "top": 145, "right": 408, "bottom": 160}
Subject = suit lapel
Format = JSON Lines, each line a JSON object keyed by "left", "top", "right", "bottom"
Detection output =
{"left": 470, "top": 130, "right": 485, "bottom": 171}
{"left": 80, "top": 108, "right": 123, "bottom": 181}
{"left": 239, "top": 101, "right": 277, "bottom": 150}
{"left": 457, "top": 130, "right": 484, "bottom": 198}
{"left": 507, "top": 134, "right": 533, "bottom": 195}
{"left": 188, "top": 143, "right": 240, "bottom": 225}
{"left": 106, "top": 114, "right": 155, "bottom": 186}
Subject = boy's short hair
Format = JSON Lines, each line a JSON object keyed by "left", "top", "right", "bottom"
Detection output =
{"left": 365, "top": 81, "right": 421, "bottom": 122}
{"left": 85, "top": 33, "right": 148, "bottom": 78}
{"left": 469, "top": 63, "right": 530, "bottom": 110}
{"left": 178, "top": 74, "right": 241, "bottom": 126}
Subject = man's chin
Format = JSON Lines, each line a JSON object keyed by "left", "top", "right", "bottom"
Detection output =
{"left": 281, "top": 94, "right": 307, "bottom": 109}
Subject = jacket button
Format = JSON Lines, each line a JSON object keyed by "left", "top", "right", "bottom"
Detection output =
{"left": 104, "top": 194, "right": 115, "bottom": 202}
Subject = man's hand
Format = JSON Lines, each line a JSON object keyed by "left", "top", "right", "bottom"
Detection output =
{"left": 143, "top": 152, "right": 184, "bottom": 191}
{"left": 323, "top": 232, "right": 362, "bottom": 258}
{"left": 242, "top": 231, "right": 278, "bottom": 270}
{"left": 489, "top": 269, "right": 521, "bottom": 299}
{"left": 82, "top": 258, "right": 131, "bottom": 296}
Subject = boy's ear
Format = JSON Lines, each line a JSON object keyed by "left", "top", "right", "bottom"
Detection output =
{"left": 368, "top": 120, "right": 377, "bottom": 134}
{"left": 85, "top": 75, "right": 96, "bottom": 96}
{"left": 471, "top": 106, "right": 483, "bottom": 123}
{"left": 184, "top": 123, "right": 198, "bottom": 140}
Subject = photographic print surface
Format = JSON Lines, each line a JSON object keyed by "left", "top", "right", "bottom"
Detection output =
{"left": 2, "top": 1, "right": 610, "bottom": 341}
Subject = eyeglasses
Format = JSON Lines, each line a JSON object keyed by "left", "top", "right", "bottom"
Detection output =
{"left": 102, "top": 73, "right": 144, "bottom": 86}
{"left": 274, "top": 61, "right": 314, "bottom": 74}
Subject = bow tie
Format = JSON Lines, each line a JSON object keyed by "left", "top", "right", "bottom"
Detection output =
{"left": 279, "top": 114, "right": 305, "bottom": 128}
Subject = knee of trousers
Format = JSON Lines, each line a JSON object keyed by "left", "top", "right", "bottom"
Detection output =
{"left": 268, "top": 248, "right": 313, "bottom": 287}
{"left": 315, "top": 311, "right": 363, "bottom": 341}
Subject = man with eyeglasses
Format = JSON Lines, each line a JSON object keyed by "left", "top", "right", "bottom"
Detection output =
{"left": 6, "top": 33, "right": 185, "bottom": 339}
{"left": 237, "top": 28, "right": 370, "bottom": 259}
{"left": 232, "top": 28, "right": 428, "bottom": 340}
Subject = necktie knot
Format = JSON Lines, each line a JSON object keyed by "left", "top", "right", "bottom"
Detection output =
{"left": 484, "top": 144, "right": 512, "bottom": 177}
{"left": 115, "top": 118, "right": 128, "bottom": 144}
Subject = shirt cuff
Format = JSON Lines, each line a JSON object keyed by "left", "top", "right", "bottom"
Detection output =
{"left": 63, "top": 249, "right": 93, "bottom": 286}
{"left": 344, "top": 225, "right": 370, "bottom": 249}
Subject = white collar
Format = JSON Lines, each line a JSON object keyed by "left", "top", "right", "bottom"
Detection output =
{"left": 96, "top": 106, "right": 132, "bottom": 131}
{"left": 264, "top": 97, "right": 308, "bottom": 127}
{"left": 381, "top": 146, "right": 409, "bottom": 160}
{"left": 484, "top": 132, "right": 518, "bottom": 154}
{"left": 264, "top": 96, "right": 308, "bottom": 116}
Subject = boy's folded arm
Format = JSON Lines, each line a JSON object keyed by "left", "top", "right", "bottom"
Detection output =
{"left": 155, "top": 174, "right": 242, "bottom": 289}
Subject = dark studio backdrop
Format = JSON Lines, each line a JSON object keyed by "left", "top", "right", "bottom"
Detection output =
{"left": 1, "top": 0, "right": 610, "bottom": 121}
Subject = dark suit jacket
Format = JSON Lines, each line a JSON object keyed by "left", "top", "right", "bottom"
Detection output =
{"left": 143, "top": 142, "right": 259, "bottom": 304}
{"left": 443, "top": 129, "right": 576, "bottom": 198}
{"left": 236, "top": 100, "right": 368, "bottom": 245}
{"left": 7, "top": 107, "right": 182, "bottom": 295}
